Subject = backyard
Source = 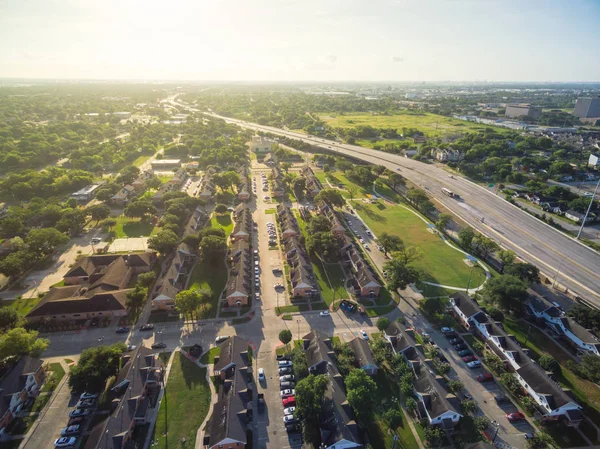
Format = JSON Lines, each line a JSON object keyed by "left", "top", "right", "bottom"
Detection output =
{"left": 210, "top": 212, "right": 234, "bottom": 235}
{"left": 188, "top": 257, "right": 228, "bottom": 319}
{"left": 350, "top": 200, "right": 486, "bottom": 289}
{"left": 153, "top": 353, "right": 211, "bottom": 449}
{"left": 319, "top": 112, "right": 508, "bottom": 140}
{"left": 112, "top": 217, "right": 157, "bottom": 238}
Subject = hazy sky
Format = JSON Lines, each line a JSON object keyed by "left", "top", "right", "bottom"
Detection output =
{"left": 1, "top": 0, "right": 599, "bottom": 82}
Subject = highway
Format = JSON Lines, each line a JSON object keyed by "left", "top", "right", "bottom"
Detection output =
{"left": 169, "top": 98, "right": 600, "bottom": 307}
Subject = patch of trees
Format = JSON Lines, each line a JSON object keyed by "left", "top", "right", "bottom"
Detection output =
{"left": 0, "top": 327, "right": 49, "bottom": 361}
{"left": 68, "top": 343, "right": 127, "bottom": 393}
{"left": 568, "top": 304, "right": 600, "bottom": 336}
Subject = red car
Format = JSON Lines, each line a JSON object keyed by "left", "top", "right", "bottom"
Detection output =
{"left": 282, "top": 396, "right": 296, "bottom": 407}
{"left": 506, "top": 412, "right": 525, "bottom": 422}
{"left": 462, "top": 355, "right": 478, "bottom": 363}
{"left": 476, "top": 373, "right": 493, "bottom": 382}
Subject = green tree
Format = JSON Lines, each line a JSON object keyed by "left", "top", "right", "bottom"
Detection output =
{"left": 26, "top": 228, "right": 69, "bottom": 256}
{"left": 199, "top": 235, "right": 228, "bottom": 260}
{"left": 379, "top": 232, "right": 403, "bottom": 255}
{"left": 539, "top": 354, "right": 561, "bottom": 376}
{"left": 576, "top": 354, "right": 600, "bottom": 383}
{"left": 505, "top": 262, "right": 540, "bottom": 284}
{"left": 214, "top": 203, "right": 228, "bottom": 213}
{"left": 498, "top": 249, "right": 516, "bottom": 268}
{"left": 447, "top": 380, "right": 464, "bottom": 394}
{"left": 295, "top": 374, "right": 329, "bottom": 421}
{"left": 0, "top": 327, "right": 49, "bottom": 361}
{"left": 87, "top": 203, "right": 111, "bottom": 222}
{"left": 291, "top": 346, "right": 309, "bottom": 380}
{"left": 424, "top": 425, "right": 445, "bottom": 448}
{"left": 0, "top": 216, "right": 25, "bottom": 239}
{"left": 387, "top": 172, "right": 405, "bottom": 191}
{"left": 174, "top": 289, "right": 208, "bottom": 320}
{"left": 124, "top": 200, "right": 157, "bottom": 220}
{"left": 377, "top": 317, "right": 390, "bottom": 332}
{"left": 68, "top": 343, "right": 126, "bottom": 393}
{"left": 0, "top": 308, "right": 21, "bottom": 331}
{"left": 137, "top": 271, "right": 157, "bottom": 287}
{"left": 407, "top": 188, "right": 434, "bottom": 213}
{"left": 482, "top": 275, "right": 528, "bottom": 312}
{"left": 0, "top": 251, "right": 30, "bottom": 277}
{"left": 526, "top": 431, "right": 555, "bottom": 449}
{"left": 458, "top": 227, "right": 475, "bottom": 250}
{"left": 406, "top": 397, "right": 417, "bottom": 414}
{"left": 393, "top": 245, "right": 422, "bottom": 265}
{"left": 474, "top": 416, "right": 490, "bottom": 432}
{"left": 279, "top": 329, "right": 293, "bottom": 349}
{"left": 103, "top": 217, "right": 118, "bottom": 230}
{"left": 148, "top": 229, "right": 179, "bottom": 255}
{"left": 126, "top": 285, "right": 148, "bottom": 311}
{"left": 435, "top": 213, "right": 452, "bottom": 232}
{"left": 461, "top": 399, "right": 476, "bottom": 415}
{"left": 315, "top": 188, "right": 345, "bottom": 207}
{"left": 384, "top": 257, "right": 422, "bottom": 290}
{"left": 473, "top": 234, "right": 499, "bottom": 260}
{"left": 345, "top": 368, "right": 377, "bottom": 419}
{"left": 117, "top": 165, "right": 141, "bottom": 185}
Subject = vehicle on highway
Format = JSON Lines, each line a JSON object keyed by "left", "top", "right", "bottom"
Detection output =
{"left": 279, "top": 375, "right": 295, "bottom": 382}
{"left": 360, "top": 330, "right": 369, "bottom": 340}
{"left": 279, "top": 367, "right": 292, "bottom": 375}
{"left": 115, "top": 327, "right": 129, "bottom": 334}
{"left": 442, "top": 187, "right": 455, "bottom": 198}
{"left": 54, "top": 437, "right": 77, "bottom": 447}
{"left": 283, "top": 415, "right": 296, "bottom": 424}
{"left": 462, "top": 355, "right": 477, "bottom": 363}
{"left": 283, "top": 406, "right": 296, "bottom": 416}
{"left": 280, "top": 381, "right": 295, "bottom": 389}
{"left": 140, "top": 324, "right": 154, "bottom": 331}
{"left": 69, "top": 408, "right": 91, "bottom": 418}
{"left": 467, "top": 360, "right": 482, "bottom": 369}
{"left": 441, "top": 327, "right": 455, "bottom": 334}
{"left": 458, "top": 349, "right": 472, "bottom": 357}
{"left": 60, "top": 425, "right": 81, "bottom": 436}
{"left": 151, "top": 342, "right": 167, "bottom": 349}
{"left": 278, "top": 360, "right": 293, "bottom": 367}
{"left": 280, "top": 389, "right": 295, "bottom": 397}
{"left": 476, "top": 373, "right": 494, "bottom": 382}
{"left": 319, "top": 311, "right": 330, "bottom": 317}
{"left": 79, "top": 392, "right": 98, "bottom": 400}
{"left": 282, "top": 396, "right": 296, "bottom": 407}
{"left": 506, "top": 412, "right": 525, "bottom": 422}
{"left": 215, "top": 336, "right": 230, "bottom": 343}
{"left": 258, "top": 368, "right": 265, "bottom": 382}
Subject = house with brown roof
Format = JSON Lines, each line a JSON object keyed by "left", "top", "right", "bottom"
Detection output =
{"left": 64, "top": 253, "right": 156, "bottom": 285}
{"left": 224, "top": 240, "right": 250, "bottom": 307}
{"left": 284, "top": 237, "right": 317, "bottom": 298}
{"left": 302, "top": 166, "right": 322, "bottom": 197}
{"left": 152, "top": 244, "right": 197, "bottom": 311}
{"left": 230, "top": 204, "right": 252, "bottom": 242}
{"left": 277, "top": 205, "right": 300, "bottom": 239}
{"left": 237, "top": 166, "right": 251, "bottom": 201}
{"left": 84, "top": 346, "right": 163, "bottom": 449}
{"left": 340, "top": 238, "right": 381, "bottom": 297}
{"left": 110, "top": 185, "right": 136, "bottom": 206}
{"left": 350, "top": 337, "right": 378, "bottom": 376}
{"left": 0, "top": 356, "right": 45, "bottom": 438}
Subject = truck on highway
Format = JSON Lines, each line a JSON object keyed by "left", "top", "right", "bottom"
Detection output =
{"left": 442, "top": 187, "right": 457, "bottom": 198}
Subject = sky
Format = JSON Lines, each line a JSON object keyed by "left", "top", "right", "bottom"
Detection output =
{"left": 1, "top": 0, "right": 599, "bottom": 82}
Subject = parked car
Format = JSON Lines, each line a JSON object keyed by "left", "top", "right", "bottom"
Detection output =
{"left": 215, "top": 336, "right": 230, "bottom": 344}
{"left": 506, "top": 412, "right": 525, "bottom": 422}
{"left": 76, "top": 399, "right": 95, "bottom": 409}
{"left": 360, "top": 330, "right": 369, "bottom": 340}
{"left": 69, "top": 409, "right": 91, "bottom": 418}
{"left": 454, "top": 343, "right": 467, "bottom": 351}
{"left": 283, "top": 415, "right": 296, "bottom": 424}
{"left": 441, "top": 327, "right": 455, "bottom": 334}
{"left": 462, "top": 355, "right": 478, "bottom": 363}
{"left": 449, "top": 338, "right": 462, "bottom": 345}
{"left": 79, "top": 392, "right": 98, "bottom": 400}
{"left": 140, "top": 324, "right": 154, "bottom": 331}
{"left": 280, "top": 389, "right": 295, "bottom": 397}
{"left": 151, "top": 342, "right": 167, "bottom": 349}
{"left": 278, "top": 367, "right": 292, "bottom": 375}
{"left": 279, "top": 375, "right": 295, "bottom": 382}
{"left": 283, "top": 406, "right": 296, "bottom": 416}
{"left": 278, "top": 360, "right": 293, "bottom": 367}
{"left": 319, "top": 311, "right": 330, "bottom": 317}
{"left": 280, "top": 381, "right": 295, "bottom": 389}
{"left": 467, "top": 360, "right": 482, "bottom": 369}
{"left": 494, "top": 394, "right": 509, "bottom": 404}
{"left": 285, "top": 423, "right": 302, "bottom": 433}
{"left": 67, "top": 417, "right": 85, "bottom": 426}
{"left": 115, "top": 327, "right": 129, "bottom": 334}
{"left": 457, "top": 349, "right": 472, "bottom": 357}
{"left": 276, "top": 354, "right": 291, "bottom": 361}
{"left": 60, "top": 425, "right": 81, "bottom": 436}
{"left": 54, "top": 437, "right": 77, "bottom": 448}
{"left": 282, "top": 396, "right": 296, "bottom": 407}
{"left": 444, "top": 332, "right": 458, "bottom": 339}
{"left": 476, "top": 373, "right": 494, "bottom": 382}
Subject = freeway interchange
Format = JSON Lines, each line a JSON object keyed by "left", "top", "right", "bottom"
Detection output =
{"left": 171, "top": 101, "right": 600, "bottom": 308}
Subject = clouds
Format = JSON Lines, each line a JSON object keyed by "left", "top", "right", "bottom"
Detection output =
{"left": 392, "top": 56, "right": 405, "bottom": 63}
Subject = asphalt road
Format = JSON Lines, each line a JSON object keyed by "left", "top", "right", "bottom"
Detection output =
{"left": 191, "top": 107, "right": 600, "bottom": 307}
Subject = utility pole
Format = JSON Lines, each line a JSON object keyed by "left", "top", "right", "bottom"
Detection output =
{"left": 296, "top": 320, "right": 301, "bottom": 341}
{"left": 576, "top": 178, "right": 600, "bottom": 240}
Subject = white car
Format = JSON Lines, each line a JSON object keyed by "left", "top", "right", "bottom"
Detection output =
{"left": 279, "top": 374, "right": 295, "bottom": 382}
{"left": 283, "top": 415, "right": 295, "bottom": 423}
{"left": 60, "top": 425, "right": 81, "bottom": 436}
{"left": 441, "top": 327, "right": 455, "bottom": 334}
{"left": 54, "top": 437, "right": 77, "bottom": 448}
{"left": 283, "top": 406, "right": 296, "bottom": 415}
{"left": 278, "top": 360, "right": 293, "bottom": 367}
{"left": 280, "top": 389, "right": 295, "bottom": 397}
{"left": 258, "top": 368, "right": 265, "bottom": 382}
{"left": 319, "top": 311, "right": 330, "bottom": 317}
{"left": 360, "top": 330, "right": 369, "bottom": 340}
{"left": 467, "top": 360, "right": 482, "bottom": 369}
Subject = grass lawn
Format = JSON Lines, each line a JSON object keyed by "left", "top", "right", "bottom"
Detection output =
{"left": 0, "top": 297, "right": 41, "bottom": 317}
{"left": 132, "top": 154, "right": 151, "bottom": 167}
{"left": 503, "top": 317, "right": 600, "bottom": 427}
{"left": 314, "top": 170, "right": 371, "bottom": 199}
{"left": 264, "top": 208, "right": 276, "bottom": 214}
{"left": 199, "top": 347, "right": 220, "bottom": 364}
{"left": 189, "top": 257, "right": 228, "bottom": 319}
{"left": 416, "top": 283, "right": 456, "bottom": 298}
{"left": 154, "top": 353, "right": 211, "bottom": 449}
{"left": 41, "top": 363, "right": 66, "bottom": 393}
{"left": 112, "top": 217, "right": 157, "bottom": 238}
{"left": 350, "top": 200, "right": 486, "bottom": 288}
{"left": 319, "top": 112, "right": 511, "bottom": 138}
{"left": 313, "top": 259, "right": 348, "bottom": 305}
{"left": 210, "top": 213, "right": 233, "bottom": 235}
{"left": 157, "top": 175, "right": 173, "bottom": 184}
{"left": 275, "top": 304, "right": 311, "bottom": 314}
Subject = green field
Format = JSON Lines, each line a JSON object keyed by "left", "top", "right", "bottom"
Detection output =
{"left": 0, "top": 297, "right": 41, "bottom": 317}
{"left": 210, "top": 213, "right": 233, "bottom": 235}
{"left": 314, "top": 260, "right": 348, "bottom": 305}
{"left": 153, "top": 353, "right": 211, "bottom": 449}
{"left": 319, "top": 112, "right": 508, "bottom": 139}
{"left": 314, "top": 171, "right": 372, "bottom": 199}
{"left": 113, "top": 217, "right": 157, "bottom": 238}
{"left": 199, "top": 347, "right": 220, "bottom": 364}
{"left": 351, "top": 200, "right": 486, "bottom": 288}
{"left": 132, "top": 154, "right": 151, "bottom": 167}
{"left": 188, "top": 257, "right": 228, "bottom": 319}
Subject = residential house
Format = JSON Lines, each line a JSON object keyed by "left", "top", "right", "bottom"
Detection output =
{"left": 0, "top": 356, "right": 45, "bottom": 438}
{"left": 84, "top": 346, "right": 163, "bottom": 449}
{"left": 340, "top": 238, "right": 381, "bottom": 297}
{"left": 526, "top": 295, "right": 600, "bottom": 356}
{"left": 199, "top": 169, "right": 215, "bottom": 201}
{"left": 204, "top": 337, "right": 252, "bottom": 449}
{"left": 349, "top": 337, "right": 378, "bottom": 376}
{"left": 302, "top": 166, "right": 322, "bottom": 197}
{"left": 433, "top": 148, "right": 464, "bottom": 163}
{"left": 319, "top": 203, "right": 346, "bottom": 238}
{"left": 272, "top": 179, "right": 285, "bottom": 198}
{"left": 111, "top": 185, "right": 136, "bottom": 206}
{"left": 231, "top": 203, "right": 252, "bottom": 242}
{"left": 224, "top": 240, "right": 250, "bottom": 307}
{"left": 153, "top": 169, "right": 188, "bottom": 203}
{"left": 237, "top": 166, "right": 251, "bottom": 201}
{"left": 449, "top": 293, "right": 583, "bottom": 426}
{"left": 384, "top": 321, "right": 462, "bottom": 430}
{"left": 588, "top": 154, "right": 599, "bottom": 169}
{"left": 285, "top": 237, "right": 317, "bottom": 298}
{"left": 277, "top": 205, "right": 299, "bottom": 239}
{"left": 151, "top": 243, "right": 197, "bottom": 311}
{"left": 151, "top": 159, "right": 181, "bottom": 170}
{"left": 300, "top": 332, "right": 363, "bottom": 449}
{"left": 71, "top": 184, "right": 103, "bottom": 202}
{"left": 63, "top": 253, "right": 155, "bottom": 285}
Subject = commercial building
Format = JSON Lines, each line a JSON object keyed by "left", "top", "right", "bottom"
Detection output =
{"left": 71, "top": 184, "right": 103, "bottom": 202}
{"left": 0, "top": 356, "right": 45, "bottom": 438}
{"left": 573, "top": 96, "right": 600, "bottom": 119}
{"left": 505, "top": 104, "right": 542, "bottom": 119}
{"left": 151, "top": 159, "right": 182, "bottom": 170}
{"left": 249, "top": 135, "right": 274, "bottom": 154}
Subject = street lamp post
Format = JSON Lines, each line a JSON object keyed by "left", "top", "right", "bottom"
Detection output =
{"left": 492, "top": 421, "right": 500, "bottom": 443}
{"left": 297, "top": 320, "right": 301, "bottom": 341}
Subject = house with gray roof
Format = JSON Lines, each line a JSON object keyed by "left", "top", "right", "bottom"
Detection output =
{"left": 349, "top": 337, "right": 378, "bottom": 376}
